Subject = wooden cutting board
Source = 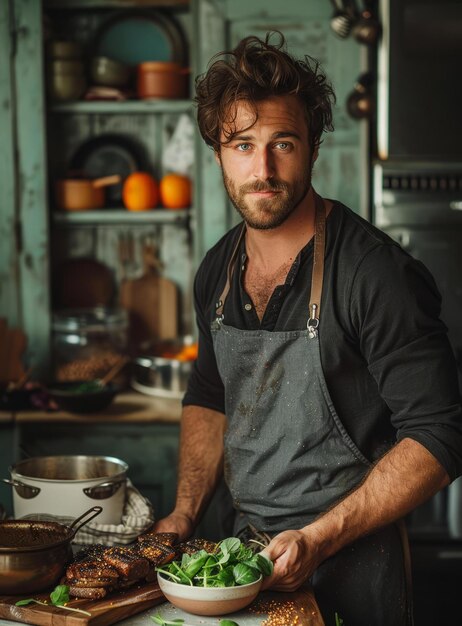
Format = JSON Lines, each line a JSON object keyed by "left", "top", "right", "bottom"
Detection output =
{"left": 0, "top": 581, "right": 165, "bottom": 626}
{"left": 119, "top": 245, "right": 178, "bottom": 348}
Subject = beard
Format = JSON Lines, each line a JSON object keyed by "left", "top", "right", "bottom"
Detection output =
{"left": 222, "top": 168, "right": 313, "bottom": 230}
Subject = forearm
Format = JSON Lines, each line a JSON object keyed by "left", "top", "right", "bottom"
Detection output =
{"left": 173, "top": 404, "right": 227, "bottom": 528}
{"left": 306, "top": 437, "right": 450, "bottom": 560}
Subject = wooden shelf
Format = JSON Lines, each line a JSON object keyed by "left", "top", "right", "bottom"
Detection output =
{"left": 13, "top": 391, "right": 182, "bottom": 423}
{"left": 44, "top": 0, "right": 189, "bottom": 8}
{"left": 50, "top": 100, "right": 193, "bottom": 115}
{"left": 52, "top": 208, "right": 191, "bottom": 225}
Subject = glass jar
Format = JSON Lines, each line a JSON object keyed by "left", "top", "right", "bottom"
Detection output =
{"left": 52, "top": 307, "right": 128, "bottom": 381}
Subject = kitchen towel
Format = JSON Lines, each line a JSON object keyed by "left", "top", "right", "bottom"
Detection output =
{"left": 21, "top": 479, "right": 155, "bottom": 546}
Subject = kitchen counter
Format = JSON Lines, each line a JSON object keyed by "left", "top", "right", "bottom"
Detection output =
{"left": 0, "top": 585, "right": 325, "bottom": 626}
{"left": 8, "top": 391, "right": 182, "bottom": 424}
{"left": 0, "top": 411, "right": 13, "bottom": 423}
{"left": 0, "top": 605, "right": 269, "bottom": 626}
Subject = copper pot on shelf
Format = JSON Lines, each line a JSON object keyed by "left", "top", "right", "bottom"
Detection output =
{"left": 55, "top": 174, "right": 121, "bottom": 211}
{"left": 137, "top": 62, "right": 189, "bottom": 99}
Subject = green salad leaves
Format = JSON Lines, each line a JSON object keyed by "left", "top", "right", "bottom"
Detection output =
{"left": 151, "top": 614, "right": 184, "bottom": 626}
{"left": 156, "top": 537, "right": 273, "bottom": 588}
{"left": 15, "top": 584, "right": 91, "bottom": 616}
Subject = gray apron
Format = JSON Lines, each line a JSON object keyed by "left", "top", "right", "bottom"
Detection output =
{"left": 211, "top": 195, "right": 413, "bottom": 626}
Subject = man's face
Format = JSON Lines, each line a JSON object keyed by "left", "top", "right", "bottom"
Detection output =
{"left": 216, "top": 95, "right": 317, "bottom": 230}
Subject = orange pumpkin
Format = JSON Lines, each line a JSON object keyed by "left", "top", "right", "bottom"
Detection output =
{"left": 123, "top": 172, "right": 159, "bottom": 211}
{"left": 160, "top": 174, "right": 192, "bottom": 209}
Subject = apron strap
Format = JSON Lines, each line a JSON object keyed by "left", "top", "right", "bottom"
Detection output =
{"left": 215, "top": 223, "right": 246, "bottom": 318}
{"left": 308, "top": 194, "right": 326, "bottom": 331}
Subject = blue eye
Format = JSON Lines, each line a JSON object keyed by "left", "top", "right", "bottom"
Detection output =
{"left": 276, "top": 142, "right": 290, "bottom": 150}
{"left": 237, "top": 143, "right": 251, "bottom": 151}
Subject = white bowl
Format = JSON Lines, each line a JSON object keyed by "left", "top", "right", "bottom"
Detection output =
{"left": 157, "top": 572, "right": 263, "bottom": 616}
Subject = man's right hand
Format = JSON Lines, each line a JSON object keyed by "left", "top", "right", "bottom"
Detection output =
{"left": 152, "top": 511, "right": 194, "bottom": 542}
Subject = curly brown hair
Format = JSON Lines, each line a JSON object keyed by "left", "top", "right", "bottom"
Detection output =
{"left": 195, "top": 32, "right": 336, "bottom": 152}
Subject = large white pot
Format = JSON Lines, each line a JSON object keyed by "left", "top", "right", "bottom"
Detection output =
{"left": 4, "top": 455, "right": 127, "bottom": 525}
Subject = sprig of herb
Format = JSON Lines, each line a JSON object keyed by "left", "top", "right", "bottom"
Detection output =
{"left": 150, "top": 613, "right": 184, "bottom": 626}
{"left": 156, "top": 536, "right": 273, "bottom": 588}
{"left": 335, "top": 612, "right": 344, "bottom": 626}
{"left": 15, "top": 584, "right": 91, "bottom": 616}
{"left": 220, "top": 620, "right": 241, "bottom": 626}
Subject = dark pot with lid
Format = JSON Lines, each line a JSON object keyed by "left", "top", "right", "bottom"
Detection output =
{"left": 0, "top": 506, "right": 102, "bottom": 594}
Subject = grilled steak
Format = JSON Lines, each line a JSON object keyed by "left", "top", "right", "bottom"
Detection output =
{"left": 74, "top": 544, "right": 107, "bottom": 561}
{"left": 67, "top": 559, "right": 119, "bottom": 582}
{"left": 67, "top": 576, "right": 116, "bottom": 589}
{"left": 137, "top": 540, "right": 176, "bottom": 566}
{"left": 103, "top": 546, "right": 150, "bottom": 580}
{"left": 189, "top": 538, "right": 218, "bottom": 553}
{"left": 176, "top": 538, "right": 218, "bottom": 556}
{"left": 137, "top": 531, "right": 179, "bottom": 546}
{"left": 68, "top": 585, "right": 107, "bottom": 599}
{"left": 65, "top": 532, "right": 185, "bottom": 599}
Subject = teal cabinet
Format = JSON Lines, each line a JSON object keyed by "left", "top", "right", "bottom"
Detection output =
{"left": 0, "top": 0, "right": 366, "bottom": 374}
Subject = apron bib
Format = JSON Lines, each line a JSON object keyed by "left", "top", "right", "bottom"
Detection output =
{"left": 210, "top": 194, "right": 412, "bottom": 626}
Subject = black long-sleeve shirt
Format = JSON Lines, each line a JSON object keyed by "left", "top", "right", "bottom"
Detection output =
{"left": 183, "top": 201, "right": 462, "bottom": 480}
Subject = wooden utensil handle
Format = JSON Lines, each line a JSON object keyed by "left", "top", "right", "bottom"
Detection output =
{"left": 99, "top": 355, "right": 130, "bottom": 386}
{"left": 92, "top": 175, "right": 122, "bottom": 188}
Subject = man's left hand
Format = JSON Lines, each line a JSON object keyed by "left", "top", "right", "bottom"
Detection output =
{"left": 260, "top": 529, "right": 321, "bottom": 591}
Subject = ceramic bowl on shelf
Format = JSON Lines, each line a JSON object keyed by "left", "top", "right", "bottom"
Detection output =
{"left": 90, "top": 56, "right": 131, "bottom": 88}
{"left": 157, "top": 573, "right": 263, "bottom": 616}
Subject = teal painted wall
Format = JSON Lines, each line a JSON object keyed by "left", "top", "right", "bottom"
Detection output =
{"left": 0, "top": 1, "right": 20, "bottom": 325}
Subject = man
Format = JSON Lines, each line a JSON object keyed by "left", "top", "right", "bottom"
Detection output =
{"left": 154, "top": 33, "right": 462, "bottom": 625}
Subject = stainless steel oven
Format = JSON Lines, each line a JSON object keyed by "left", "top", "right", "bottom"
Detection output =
{"left": 373, "top": 161, "right": 462, "bottom": 388}
{"left": 373, "top": 160, "right": 462, "bottom": 621}
{"left": 377, "top": 0, "right": 462, "bottom": 161}
{"left": 373, "top": 3, "right": 462, "bottom": 619}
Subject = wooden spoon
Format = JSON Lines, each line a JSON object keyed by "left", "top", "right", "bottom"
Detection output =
{"left": 98, "top": 355, "right": 130, "bottom": 387}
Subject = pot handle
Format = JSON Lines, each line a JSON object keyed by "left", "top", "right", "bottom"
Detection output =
{"left": 83, "top": 478, "right": 125, "bottom": 500}
{"left": 92, "top": 175, "right": 122, "bottom": 188}
{"left": 1, "top": 478, "right": 40, "bottom": 499}
{"left": 69, "top": 506, "right": 103, "bottom": 537}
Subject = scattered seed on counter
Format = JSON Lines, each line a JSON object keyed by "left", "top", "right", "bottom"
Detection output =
{"left": 250, "top": 598, "right": 302, "bottom": 625}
